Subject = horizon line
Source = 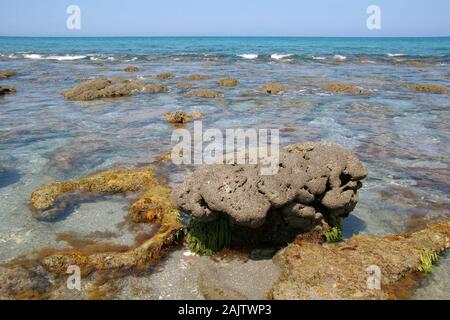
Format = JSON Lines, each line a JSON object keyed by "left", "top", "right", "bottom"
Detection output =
{"left": 1, "top": 35, "right": 450, "bottom": 38}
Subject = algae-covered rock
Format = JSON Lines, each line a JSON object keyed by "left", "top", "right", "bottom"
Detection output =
{"left": 62, "top": 78, "right": 166, "bottom": 101}
{"left": 172, "top": 142, "right": 368, "bottom": 244}
{"left": 187, "top": 74, "right": 208, "bottom": 81}
{"left": 270, "top": 220, "right": 450, "bottom": 300}
{"left": 321, "top": 82, "right": 371, "bottom": 95}
{"left": 261, "top": 82, "right": 289, "bottom": 94}
{"left": 143, "top": 83, "right": 168, "bottom": 93}
{"left": 30, "top": 167, "right": 157, "bottom": 211}
{"left": 156, "top": 73, "right": 175, "bottom": 80}
{"left": 407, "top": 83, "right": 450, "bottom": 94}
{"left": 0, "top": 265, "right": 52, "bottom": 300}
{"left": 176, "top": 82, "right": 194, "bottom": 90}
{"left": 0, "top": 86, "right": 16, "bottom": 96}
{"left": 0, "top": 70, "right": 17, "bottom": 79}
{"left": 164, "top": 111, "right": 204, "bottom": 124}
{"left": 123, "top": 66, "right": 140, "bottom": 72}
{"left": 218, "top": 78, "right": 239, "bottom": 87}
{"left": 405, "top": 61, "right": 427, "bottom": 68}
{"left": 27, "top": 168, "right": 184, "bottom": 276}
{"left": 186, "top": 89, "right": 224, "bottom": 98}
{"left": 41, "top": 185, "right": 183, "bottom": 275}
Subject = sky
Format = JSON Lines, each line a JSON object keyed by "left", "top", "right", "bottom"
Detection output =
{"left": 0, "top": 0, "right": 449, "bottom": 37}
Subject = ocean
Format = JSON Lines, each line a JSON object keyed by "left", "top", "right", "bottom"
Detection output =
{"left": 0, "top": 37, "right": 449, "bottom": 299}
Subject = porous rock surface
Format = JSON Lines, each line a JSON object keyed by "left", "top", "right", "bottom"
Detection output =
{"left": 172, "top": 142, "right": 368, "bottom": 231}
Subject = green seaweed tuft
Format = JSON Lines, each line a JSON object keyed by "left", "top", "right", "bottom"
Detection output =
{"left": 417, "top": 249, "right": 440, "bottom": 274}
{"left": 187, "top": 215, "right": 232, "bottom": 256}
{"left": 324, "top": 219, "right": 344, "bottom": 243}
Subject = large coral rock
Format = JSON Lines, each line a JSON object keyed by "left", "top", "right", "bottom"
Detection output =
{"left": 172, "top": 142, "right": 368, "bottom": 233}
{"left": 270, "top": 220, "right": 450, "bottom": 300}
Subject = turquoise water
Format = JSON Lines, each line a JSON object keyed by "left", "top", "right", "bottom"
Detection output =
{"left": 0, "top": 37, "right": 449, "bottom": 299}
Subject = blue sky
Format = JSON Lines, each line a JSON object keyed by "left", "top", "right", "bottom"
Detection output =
{"left": 0, "top": 0, "right": 449, "bottom": 37}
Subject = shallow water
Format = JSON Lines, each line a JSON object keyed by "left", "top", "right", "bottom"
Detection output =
{"left": 0, "top": 37, "right": 449, "bottom": 299}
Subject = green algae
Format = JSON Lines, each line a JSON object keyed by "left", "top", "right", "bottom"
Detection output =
{"left": 187, "top": 216, "right": 232, "bottom": 256}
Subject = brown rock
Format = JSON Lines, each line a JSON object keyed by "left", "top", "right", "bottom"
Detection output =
{"left": 261, "top": 82, "right": 289, "bottom": 94}
{"left": 143, "top": 84, "right": 168, "bottom": 93}
{"left": 123, "top": 66, "right": 139, "bottom": 72}
{"left": 0, "top": 70, "right": 16, "bottom": 79}
{"left": 156, "top": 73, "right": 175, "bottom": 80}
{"left": 186, "top": 89, "right": 224, "bottom": 99}
{"left": 187, "top": 74, "right": 208, "bottom": 81}
{"left": 164, "top": 111, "right": 204, "bottom": 124}
{"left": 407, "top": 83, "right": 450, "bottom": 94}
{"left": 321, "top": 82, "right": 371, "bottom": 95}
{"left": 0, "top": 86, "right": 16, "bottom": 96}
{"left": 270, "top": 219, "right": 450, "bottom": 300}
{"left": 176, "top": 82, "right": 194, "bottom": 90}
{"left": 218, "top": 78, "right": 240, "bottom": 87}
{"left": 62, "top": 78, "right": 166, "bottom": 101}
{"left": 30, "top": 167, "right": 157, "bottom": 212}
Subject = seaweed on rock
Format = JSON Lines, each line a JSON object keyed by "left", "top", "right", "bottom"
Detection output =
{"left": 28, "top": 167, "right": 184, "bottom": 275}
{"left": 187, "top": 215, "right": 232, "bottom": 256}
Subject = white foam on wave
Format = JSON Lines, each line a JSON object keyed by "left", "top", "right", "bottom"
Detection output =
{"left": 333, "top": 54, "right": 347, "bottom": 61}
{"left": 89, "top": 55, "right": 115, "bottom": 61}
{"left": 23, "top": 54, "right": 44, "bottom": 60}
{"left": 312, "top": 56, "right": 326, "bottom": 60}
{"left": 271, "top": 54, "right": 293, "bottom": 60}
{"left": 238, "top": 54, "right": 258, "bottom": 60}
{"left": 387, "top": 53, "right": 407, "bottom": 57}
{"left": 47, "top": 55, "right": 86, "bottom": 61}
{"left": 22, "top": 53, "right": 86, "bottom": 61}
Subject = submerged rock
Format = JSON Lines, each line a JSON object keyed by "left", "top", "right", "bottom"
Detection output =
{"left": 321, "top": 82, "right": 371, "bottom": 94}
{"left": 176, "top": 82, "right": 194, "bottom": 90}
{"left": 270, "top": 219, "right": 450, "bottom": 300}
{"left": 62, "top": 78, "right": 166, "bottom": 101}
{"left": 407, "top": 83, "right": 450, "bottom": 94}
{"left": 405, "top": 61, "right": 427, "bottom": 68}
{"left": 0, "top": 70, "right": 16, "bottom": 79}
{"left": 261, "top": 82, "right": 289, "bottom": 94}
{"left": 156, "top": 73, "right": 175, "bottom": 80}
{"left": 218, "top": 78, "right": 239, "bottom": 87}
{"left": 186, "top": 89, "right": 224, "bottom": 98}
{"left": 0, "top": 265, "right": 52, "bottom": 300}
{"left": 27, "top": 167, "right": 183, "bottom": 276}
{"left": 0, "top": 86, "right": 16, "bottom": 96}
{"left": 172, "top": 142, "right": 368, "bottom": 247}
{"left": 123, "top": 66, "right": 140, "bottom": 72}
{"left": 143, "top": 83, "right": 168, "bottom": 94}
{"left": 164, "top": 111, "right": 204, "bottom": 124}
{"left": 187, "top": 74, "right": 208, "bottom": 81}
{"left": 30, "top": 167, "right": 157, "bottom": 211}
